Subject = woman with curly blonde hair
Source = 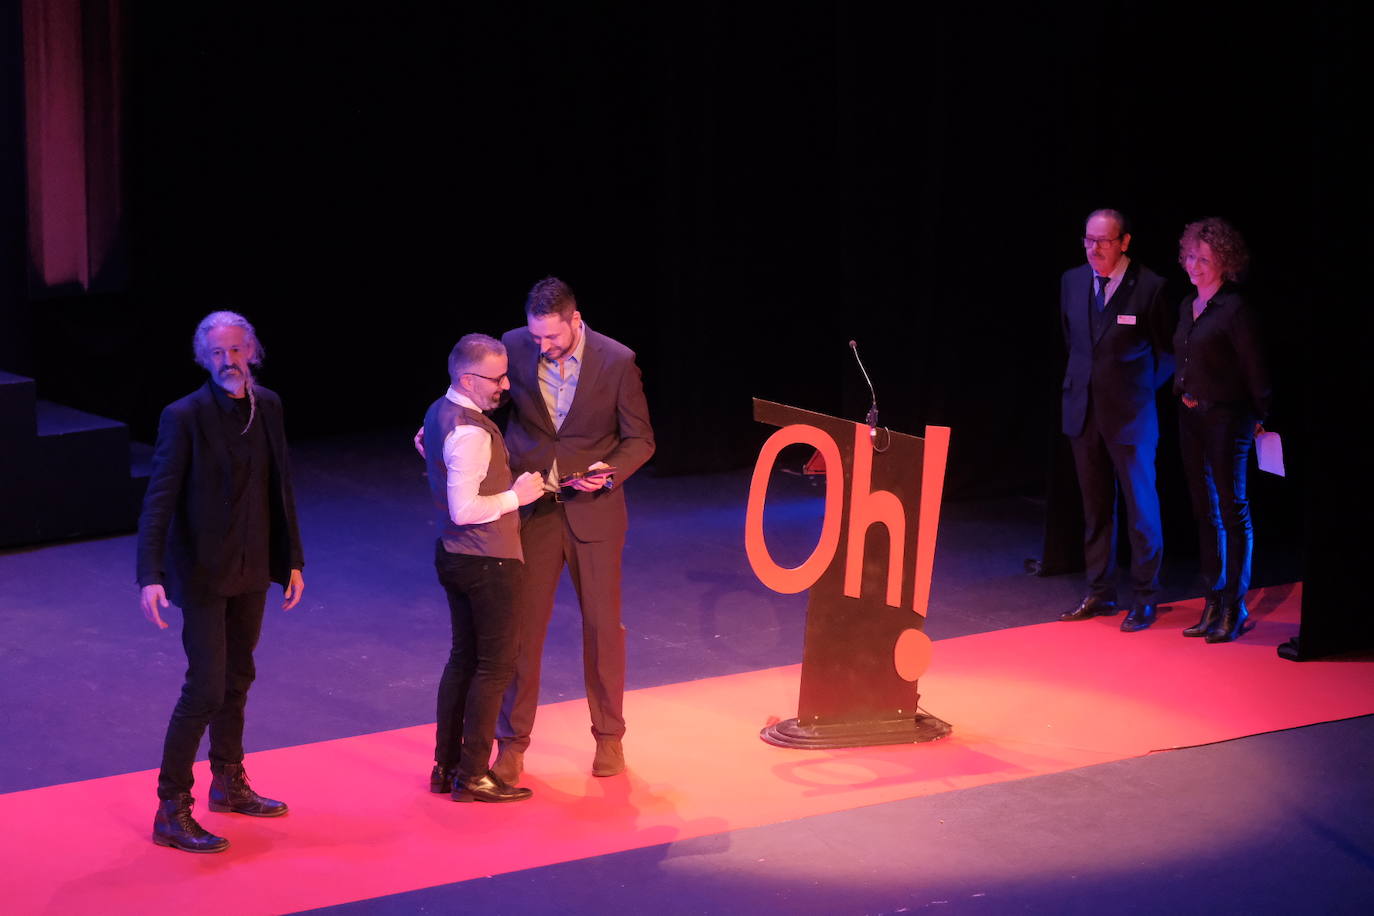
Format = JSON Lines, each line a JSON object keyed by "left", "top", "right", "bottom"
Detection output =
{"left": 1172, "top": 217, "right": 1271, "bottom": 643}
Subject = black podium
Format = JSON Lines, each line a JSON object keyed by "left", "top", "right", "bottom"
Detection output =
{"left": 745, "top": 399, "right": 952, "bottom": 748}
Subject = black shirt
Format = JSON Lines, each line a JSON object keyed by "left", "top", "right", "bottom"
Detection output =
{"left": 209, "top": 381, "right": 272, "bottom": 596}
{"left": 1172, "top": 285, "right": 1272, "bottom": 420}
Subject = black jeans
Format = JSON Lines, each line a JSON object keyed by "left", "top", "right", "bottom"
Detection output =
{"left": 157, "top": 590, "right": 267, "bottom": 800}
{"left": 1179, "top": 402, "right": 1256, "bottom": 604}
{"left": 434, "top": 541, "right": 522, "bottom": 781}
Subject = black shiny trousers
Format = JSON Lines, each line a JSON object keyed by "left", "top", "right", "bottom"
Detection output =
{"left": 1179, "top": 403, "right": 1256, "bottom": 604}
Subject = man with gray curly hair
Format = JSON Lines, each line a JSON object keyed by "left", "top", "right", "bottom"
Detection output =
{"left": 136, "top": 310, "right": 305, "bottom": 852}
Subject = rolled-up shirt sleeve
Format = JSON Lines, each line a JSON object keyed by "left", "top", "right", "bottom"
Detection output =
{"left": 444, "top": 423, "right": 519, "bottom": 525}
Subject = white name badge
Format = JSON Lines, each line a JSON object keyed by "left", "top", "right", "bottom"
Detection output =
{"left": 1116, "top": 314, "right": 1137, "bottom": 325}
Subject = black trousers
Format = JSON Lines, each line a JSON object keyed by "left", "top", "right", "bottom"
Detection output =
{"left": 434, "top": 542, "right": 522, "bottom": 781}
{"left": 157, "top": 589, "right": 267, "bottom": 800}
{"left": 1068, "top": 406, "right": 1163, "bottom": 607}
{"left": 1179, "top": 402, "right": 1256, "bottom": 604}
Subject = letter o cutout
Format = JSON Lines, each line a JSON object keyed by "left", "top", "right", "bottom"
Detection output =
{"left": 893, "top": 627, "right": 933, "bottom": 682}
{"left": 745, "top": 424, "right": 844, "bottom": 594}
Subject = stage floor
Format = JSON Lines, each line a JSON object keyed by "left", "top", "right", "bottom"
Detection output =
{"left": 4, "top": 584, "right": 1371, "bottom": 914}
{"left": 1, "top": 434, "right": 1368, "bottom": 914}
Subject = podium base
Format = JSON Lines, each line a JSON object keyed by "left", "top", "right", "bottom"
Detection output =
{"left": 760, "top": 713, "right": 952, "bottom": 749}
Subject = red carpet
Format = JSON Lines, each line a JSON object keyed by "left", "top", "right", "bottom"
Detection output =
{"left": 5, "top": 583, "right": 1371, "bottom": 914}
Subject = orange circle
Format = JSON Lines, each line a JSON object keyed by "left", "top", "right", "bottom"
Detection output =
{"left": 893, "top": 627, "right": 932, "bottom": 682}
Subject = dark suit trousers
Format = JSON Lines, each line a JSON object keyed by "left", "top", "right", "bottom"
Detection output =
{"left": 1069, "top": 402, "right": 1163, "bottom": 606}
{"left": 498, "top": 495, "right": 627, "bottom": 752}
{"left": 434, "top": 542, "right": 522, "bottom": 781}
{"left": 1179, "top": 403, "right": 1255, "bottom": 604}
{"left": 157, "top": 590, "right": 266, "bottom": 800}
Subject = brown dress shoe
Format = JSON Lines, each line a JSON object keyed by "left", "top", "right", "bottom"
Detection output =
{"left": 153, "top": 794, "right": 229, "bottom": 853}
{"left": 452, "top": 771, "right": 533, "bottom": 803}
{"left": 592, "top": 737, "right": 625, "bottom": 777}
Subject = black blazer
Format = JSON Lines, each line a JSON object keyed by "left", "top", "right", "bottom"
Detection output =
{"left": 501, "top": 326, "right": 655, "bottom": 543}
{"left": 1060, "top": 259, "right": 1173, "bottom": 444}
{"left": 136, "top": 381, "right": 305, "bottom": 607}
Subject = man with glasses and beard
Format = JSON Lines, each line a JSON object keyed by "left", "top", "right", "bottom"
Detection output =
{"left": 424, "top": 334, "right": 544, "bottom": 803}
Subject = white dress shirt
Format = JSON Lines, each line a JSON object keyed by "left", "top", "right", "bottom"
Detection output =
{"left": 441, "top": 387, "right": 519, "bottom": 525}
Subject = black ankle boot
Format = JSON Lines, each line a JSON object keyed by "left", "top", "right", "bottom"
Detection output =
{"left": 1206, "top": 599, "right": 1249, "bottom": 643}
{"left": 430, "top": 763, "right": 456, "bottom": 794}
{"left": 1183, "top": 595, "right": 1222, "bottom": 637}
{"left": 153, "top": 793, "right": 229, "bottom": 853}
{"left": 209, "top": 763, "right": 289, "bottom": 817}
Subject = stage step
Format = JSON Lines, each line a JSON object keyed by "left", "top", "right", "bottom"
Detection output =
{"left": 0, "top": 371, "right": 149, "bottom": 547}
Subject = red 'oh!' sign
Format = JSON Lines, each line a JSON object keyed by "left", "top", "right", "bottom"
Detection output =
{"left": 743, "top": 401, "right": 949, "bottom": 685}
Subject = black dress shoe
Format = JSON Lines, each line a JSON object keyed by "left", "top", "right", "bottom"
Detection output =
{"left": 153, "top": 794, "right": 230, "bottom": 853}
{"left": 1059, "top": 595, "right": 1118, "bottom": 622}
{"left": 430, "top": 764, "right": 456, "bottom": 794}
{"left": 209, "top": 763, "right": 289, "bottom": 817}
{"left": 1183, "top": 595, "right": 1222, "bottom": 637}
{"left": 1206, "top": 600, "right": 1249, "bottom": 643}
{"left": 1120, "top": 604, "right": 1157, "bottom": 632}
{"left": 452, "top": 770, "right": 533, "bottom": 803}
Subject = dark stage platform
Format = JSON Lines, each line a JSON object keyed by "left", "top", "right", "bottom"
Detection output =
{"left": 2, "top": 431, "right": 1370, "bottom": 914}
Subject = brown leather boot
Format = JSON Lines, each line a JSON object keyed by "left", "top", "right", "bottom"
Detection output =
{"left": 492, "top": 744, "right": 524, "bottom": 784}
{"left": 592, "top": 736, "right": 625, "bottom": 777}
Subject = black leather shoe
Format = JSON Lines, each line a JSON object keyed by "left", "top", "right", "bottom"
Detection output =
{"left": 1206, "top": 600, "right": 1249, "bottom": 643}
{"left": 1183, "top": 595, "right": 1222, "bottom": 637}
{"left": 452, "top": 770, "right": 533, "bottom": 803}
{"left": 153, "top": 794, "right": 230, "bottom": 853}
{"left": 430, "top": 764, "right": 456, "bottom": 794}
{"left": 209, "top": 763, "right": 289, "bottom": 817}
{"left": 1120, "top": 604, "right": 1157, "bottom": 632}
{"left": 1059, "top": 595, "right": 1118, "bottom": 622}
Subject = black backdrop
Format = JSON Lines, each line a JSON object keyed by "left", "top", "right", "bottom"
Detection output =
{"left": 5, "top": 1, "right": 1362, "bottom": 501}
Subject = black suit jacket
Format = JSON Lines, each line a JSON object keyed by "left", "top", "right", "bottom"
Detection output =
{"left": 501, "top": 326, "right": 655, "bottom": 543}
{"left": 136, "top": 381, "right": 305, "bottom": 607}
{"left": 1060, "top": 260, "right": 1173, "bottom": 445}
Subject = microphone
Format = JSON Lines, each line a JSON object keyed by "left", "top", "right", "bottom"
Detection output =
{"left": 849, "top": 339, "right": 879, "bottom": 438}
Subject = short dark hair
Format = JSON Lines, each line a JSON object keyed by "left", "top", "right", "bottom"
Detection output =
{"left": 525, "top": 276, "right": 577, "bottom": 321}
{"left": 448, "top": 333, "right": 505, "bottom": 384}
{"left": 1086, "top": 208, "right": 1130, "bottom": 238}
{"left": 1178, "top": 217, "right": 1250, "bottom": 281}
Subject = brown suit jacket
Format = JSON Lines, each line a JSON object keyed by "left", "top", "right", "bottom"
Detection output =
{"left": 500, "top": 326, "right": 654, "bottom": 542}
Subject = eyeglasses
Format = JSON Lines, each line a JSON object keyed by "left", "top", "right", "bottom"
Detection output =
{"left": 463, "top": 371, "right": 508, "bottom": 385}
{"left": 1083, "top": 236, "right": 1122, "bottom": 249}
